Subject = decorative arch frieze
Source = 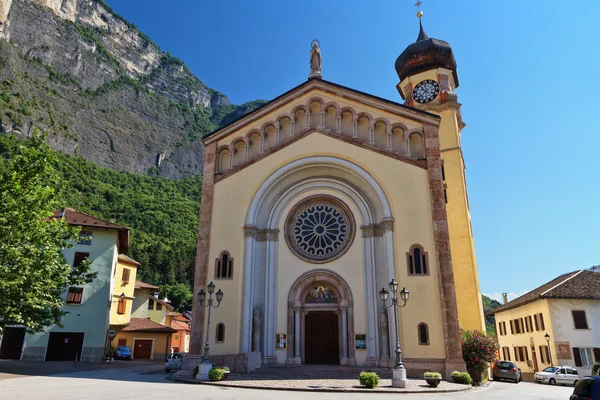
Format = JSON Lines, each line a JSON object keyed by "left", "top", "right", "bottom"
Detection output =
{"left": 214, "top": 101, "right": 425, "bottom": 174}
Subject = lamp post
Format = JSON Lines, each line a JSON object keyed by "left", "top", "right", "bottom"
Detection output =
{"left": 380, "top": 279, "right": 410, "bottom": 388}
{"left": 198, "top": 281, "right": 224, "bottom": 365}
{"left": 544, "top": 332, "right": 553, "bottom": 366}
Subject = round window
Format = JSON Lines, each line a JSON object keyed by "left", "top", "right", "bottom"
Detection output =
{"left": 285, "top": 196, "right": 355, "bottom": 263}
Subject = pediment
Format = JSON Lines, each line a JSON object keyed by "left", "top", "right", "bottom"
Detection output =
{"left": 208, "top": 79, "right": 438, "bottom": 180}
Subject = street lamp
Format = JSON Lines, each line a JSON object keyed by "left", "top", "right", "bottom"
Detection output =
{"left": 380, "top": 279, "right": 410, "bottom": 387}
{"left": 545, "top": 332, "right": 553, "bottom": 366}
{"left": 198, "top": 281, "right": 223, "bottom": 365}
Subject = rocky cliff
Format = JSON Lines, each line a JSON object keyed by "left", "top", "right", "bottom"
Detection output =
{"left": 0, "top": 0, "right": 265, "bottom": 178}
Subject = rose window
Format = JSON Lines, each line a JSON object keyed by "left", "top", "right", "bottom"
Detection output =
{"left": 286, "top": 198, "right": 354, "bottom": 263}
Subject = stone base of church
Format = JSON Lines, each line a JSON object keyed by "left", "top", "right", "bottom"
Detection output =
{"left": 262, "top": 355, "right": 278, "bottom": 365}
{"left": 286, "top": 357, "right": 302, "bottom": 364}
{"left": 401, "top": 358, "right": 466, "bottom": 380}
{"left": 182, "top": 352, "right": 262, "bottom": 374}
{"left": 364, "top": 357, "right": 379, "bottom": 367}
{"left": 379, "top": 356, "right": 391, "bottom": 367}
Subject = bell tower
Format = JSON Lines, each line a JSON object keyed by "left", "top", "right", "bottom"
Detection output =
{"left": 395, "top": 7, "right": 485, "bottom": 332}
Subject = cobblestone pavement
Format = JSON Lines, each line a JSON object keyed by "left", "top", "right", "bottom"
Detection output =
{"left": 205, "top": 374, "right": 468, "bottom": 393}
{"left": 0, "top": 364, "right": 575, "bottom": 400}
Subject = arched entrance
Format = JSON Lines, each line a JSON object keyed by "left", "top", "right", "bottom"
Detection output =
{"left": 287, "top": 270, "right": 355, "bottom": 365}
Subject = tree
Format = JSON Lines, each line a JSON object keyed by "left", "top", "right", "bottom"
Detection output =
{"left": 461, "top": 329, "right": 499, "bottom": 384}
{"left": 0, "top": 132, "right": 96, "bottom": 333}
{"left": 161, "top": 283, "right": 193, "bottom": 312}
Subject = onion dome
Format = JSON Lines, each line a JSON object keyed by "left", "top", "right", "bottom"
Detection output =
{"left": 395, "top": 20, "right": 459, "bottom": 87}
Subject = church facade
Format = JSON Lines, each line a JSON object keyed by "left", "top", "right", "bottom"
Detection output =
{"left": 190, "top": 22, "right": 485, "bottom": 377}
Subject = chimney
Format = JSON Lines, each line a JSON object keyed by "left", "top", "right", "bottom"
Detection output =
{"left": 502, "top": 293, "right": 509, "bottom": 304}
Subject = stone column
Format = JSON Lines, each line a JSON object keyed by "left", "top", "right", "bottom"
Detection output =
{"left": 260, "top": 136, "right": 265, "bottom": 153}
{"left": 423, "top": 121, "right": 466, "bottom": 377}
{"left": 361, "top": 225, "right": 380, "bottom": 366}
{"left": 320, "top": 111, "right": 325, "bottom": 127}
{"left": 274, "top": 121, "right": 280, "bottom": 144}
{"left": 262, "top": 229, "right": 279, "bottom": 364}
{"left": 352, "top": 118, "right": 358, "bottom": 138}
{"left": 291, "top": 120, "right": 295, "bottom": 136}
{"left": 240, "top": 225, "right": 257, "bottom": 353}
{"left": 335, "top": 114, "right": 341, "bottom": 133}
{"left": 369, "top": 124, "right": 375, "bottom": 144}
{"left": 380, "top": 309, "right": 390, "bottom": 367}
{"left": 386, "top": 129, "right": 393, "bottom": 150}
{"left": 293, "top": 307, "right": 301, "bottom": 364}
{"left": 341, "top": 308, "right": 349, "bottom": 365}
{"left": 405, "top": 136, "right": 411, "bottom": 157}
{"left": 252, "top": 306, "right": 263, "bottom": 352}
{"left": 244, "top": 144, "right": 249, "bottom": 160}
{"left": 190, "top": 141, "right": 218, "bottom": 356}
{"left": 380, "top": 218, "right": 397, "bottom": 359}
{"left": 306, "top": 112, "right": 310, "bottom": 128}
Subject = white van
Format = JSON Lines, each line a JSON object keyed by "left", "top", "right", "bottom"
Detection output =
{"left": 165, "top": 352, "right": 186, "bottom": 372}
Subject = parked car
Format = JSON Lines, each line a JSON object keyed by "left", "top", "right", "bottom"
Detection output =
{"left": 114, "top": 346, "right": 132, "bottom": 360}
{"left": 592, "top": 362, "right": 600, "bottom": 376}
{"left": 571, "top": 376, "right": 600, "bottom": 400}
{"left": 165, "top": 352, "right": 187, "bottom": 372}
{"left": 534, "top": 366, "right": 579, "bottom": 386}
{"left": 492, "top": 360, "right": 522, "bottom": 383}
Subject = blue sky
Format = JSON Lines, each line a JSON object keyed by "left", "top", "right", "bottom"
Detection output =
{"left": 106, "top": 1, "right": 599, "bottom": 301}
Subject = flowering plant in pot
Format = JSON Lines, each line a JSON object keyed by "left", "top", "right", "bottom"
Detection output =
{"left": 424, "top": 372, "right": 442, "bottom": 387}
{"left": 461, "top": 329, "right": 498, "bottom": 385}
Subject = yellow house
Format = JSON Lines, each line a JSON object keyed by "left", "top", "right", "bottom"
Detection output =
{"left": 488, "top": 270, "right": 600, "bottom": 377}
{"left": 188, "top": 17, "right": 484, "bottom": 378}
{"left": 109, "top": 254, "right": 140, "bottom": 328}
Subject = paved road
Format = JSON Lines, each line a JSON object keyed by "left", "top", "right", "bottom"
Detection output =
{"left": 0, "top": 364, "right": 575, "bottom": 400}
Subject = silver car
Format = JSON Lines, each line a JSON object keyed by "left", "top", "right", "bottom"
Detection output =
{"left": 535, "top": 366, "right": 579, "bottom": 386}
{"left": 493, "top": 361, "right": 522, "bottom": 383}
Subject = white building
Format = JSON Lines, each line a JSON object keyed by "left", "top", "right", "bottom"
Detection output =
{"left": 489, "top": 270, "right": 600, "bottom": 376}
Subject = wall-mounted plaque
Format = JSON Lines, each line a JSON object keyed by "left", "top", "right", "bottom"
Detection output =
{"left": 355, "top": 334, "right": 366, "bottom": 350}
{"left": 276, "top": 333, "right": 287, "bottom": 349}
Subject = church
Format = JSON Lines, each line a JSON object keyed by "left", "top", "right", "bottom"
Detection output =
{"left": 189, "top": 13, "right": 485, "bottom": 378}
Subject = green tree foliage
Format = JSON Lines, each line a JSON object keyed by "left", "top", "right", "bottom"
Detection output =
{"left": 161, "top": 283, "right": 193, "bottom": 312}
{"left": 0, "top": 132, "right": 95, "bottom": 333}
{"left": 481, "top": 295, "right": 501, "bottom": 336}
{"left": 0, "top": 134, "right": 201, "bottom": 290}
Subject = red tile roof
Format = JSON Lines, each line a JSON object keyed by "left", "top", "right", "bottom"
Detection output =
{"left": 135, "top": 280, "right": 159, "bottom": 290}
{"left": 171, "top": 319, "right": 190, "bottom": 331}
{"left": 52, "top": 208, "right": 130, "bottom": 254}
{"left": 122, "top": 318, "right": 176, "bottom": 333}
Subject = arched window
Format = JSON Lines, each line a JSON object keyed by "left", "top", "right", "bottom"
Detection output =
{"left": 215, "top": 251, "right": 233, "bottom": 279}
{"left": 407, "top": 244, "right": 428, "bottom": 275}
{"left": 418, "top": 323, "right": 429, "bottom": 345}
{"left": 215, "top": 323, "right": 225, "bottom": 343}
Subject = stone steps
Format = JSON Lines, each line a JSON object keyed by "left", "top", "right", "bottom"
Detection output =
{"left": 254, "top": 364, "right": 393, "bottom": 379}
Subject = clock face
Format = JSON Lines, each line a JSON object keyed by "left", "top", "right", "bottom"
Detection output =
{"left": 412, "top": 80, "right": 440, "bottom": 104}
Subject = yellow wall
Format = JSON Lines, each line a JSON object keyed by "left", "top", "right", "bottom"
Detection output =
{"left": 109, "top": 261, "right": 137, "bottom": 326}
{"left": 111, "top": 332, "right": 171, "bottom": 361}
{"left": 495, "top": 300, "right": 554, "bottom": 372}
{"left": 148, "top": 303, "right": 168, "bottom": 325}
{"left": 400, "top": 68, "right": 485, "bottom": 332}
{"left": 205, "top": 131, "right": 446, "bottom": 361}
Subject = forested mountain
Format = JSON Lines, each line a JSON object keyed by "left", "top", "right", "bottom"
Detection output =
{"left": 0, "top": 0, "right": 265, "bottom": 179}
{"left": 0, "top": 0, "right": 267, "bottom": 288}
{"left": 482, "top": 294, "right": 502, "bottom": 336}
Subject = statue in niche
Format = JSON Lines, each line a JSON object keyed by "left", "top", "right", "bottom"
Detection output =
{"left": 309, "top": 39, "right": 322, "bottom": 78}
{"left": 253, "top": 305, "right": 263, "bottom": 332}
{"left": 380, "top": 310, "right": 388, "bottom": 331}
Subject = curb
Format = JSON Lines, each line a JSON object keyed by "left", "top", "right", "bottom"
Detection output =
{"left": 172, "top": 376, "right": 472, "bottom": 394}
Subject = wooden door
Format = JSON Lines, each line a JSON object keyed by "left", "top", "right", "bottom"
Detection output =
{"left": 0, "top": 327, "right": 26, "bottom": 359}
{"left": 305, "top": 311, "right": 339, "bottom": 364}
{"left": 45, "top": 332, "right": 84, "bottom": 361}
{"left": 133, "top": 340, "right": 153, "bottom": 359}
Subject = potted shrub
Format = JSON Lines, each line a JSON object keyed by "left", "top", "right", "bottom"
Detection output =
{"left": 222, "top": 366, "right": 230, "bottom": 380}
{"left": 461, "top": 329, "right": 498, "bottom": 385}
{"left": 208, "top": 367, "right": 225, "bottom": 381}
{"left": 451, "top": 371, "right": 473, "bottom": 385}
{"left": 358, "top": 371, "right": 380, "bottom": 389}
{"left": 424, "top": 372, "right": 442, "bottom": 387}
